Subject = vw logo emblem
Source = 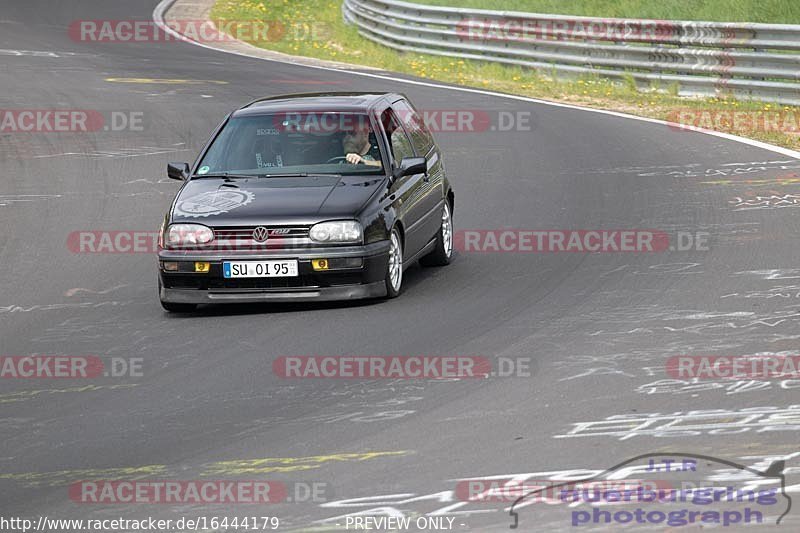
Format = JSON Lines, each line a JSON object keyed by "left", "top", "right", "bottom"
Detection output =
{"left": 252, "top": 226, "right": 270, "bottom": 242}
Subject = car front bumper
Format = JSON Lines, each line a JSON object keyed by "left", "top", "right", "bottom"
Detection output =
{"left": 158, "top": 241, "right": 390, "bottom": 304}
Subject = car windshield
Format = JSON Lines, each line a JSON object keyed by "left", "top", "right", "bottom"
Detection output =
{"left": 196, "top": 112, "right": 384, "bottom": 176}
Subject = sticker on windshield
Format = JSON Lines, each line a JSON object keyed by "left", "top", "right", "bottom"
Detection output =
{"left": 174, "top": 189, "right": 254, "bottom": 218}
{"left": 197, "top": 165, "right": 210, "bottom": 175}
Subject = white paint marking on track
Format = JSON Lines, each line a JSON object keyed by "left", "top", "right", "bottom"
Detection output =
{"left": 0, "top": 49, "right": 87, "bottom": 58}
{"left": 153, "top": 0, "right": 800, "bottom": 160}
{"left": 33, "top": 147, "right": 189, "bottom": 159}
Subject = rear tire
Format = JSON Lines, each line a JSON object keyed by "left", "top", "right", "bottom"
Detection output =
{"left": 384, "top": 228, "right": 403, "bottom": 299}
{"left": 420, "top": 201, "right": 453, "bottom": 267}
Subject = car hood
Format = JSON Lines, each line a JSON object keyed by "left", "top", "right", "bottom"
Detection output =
{"left": 170, "top": 175, "right": 385, "bottom": 226}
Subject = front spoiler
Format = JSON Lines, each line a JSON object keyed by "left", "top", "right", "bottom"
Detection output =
{"left": 160, "top": 281, "right": 387, "bottom": 304}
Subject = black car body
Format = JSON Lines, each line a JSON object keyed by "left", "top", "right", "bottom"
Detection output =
{"left": 157, "top": 92, "right": 454, "bottom": 311}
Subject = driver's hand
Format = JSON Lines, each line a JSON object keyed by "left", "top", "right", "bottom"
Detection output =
{"left": 346, "top": 153, "right": 364, "bottom": 164}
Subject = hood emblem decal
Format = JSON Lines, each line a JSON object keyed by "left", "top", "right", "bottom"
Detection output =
{"left": 174, "top": 189, "right": 254, "bottom": 218}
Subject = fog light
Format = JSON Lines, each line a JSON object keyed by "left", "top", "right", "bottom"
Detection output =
{"left": 312, "top": 258, "right": 363, "bottom": 270}
{"left": 194, "top": 262, "right": 210, "bottom": 273}
{"left": 163, "top": 261, "right": 179, "bottom": 272}
{"left": 337, "top": 258, "right": 363, "bottom": 268}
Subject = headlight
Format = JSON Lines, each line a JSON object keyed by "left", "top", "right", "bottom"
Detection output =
{"left": 165, "top": 223, "right": 214, "bottom": 247}
{"left": 309, "top": 221, "right": 362, "bottom": 244}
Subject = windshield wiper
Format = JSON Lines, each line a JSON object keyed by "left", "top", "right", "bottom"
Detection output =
{"left": 192, "top": 172, "right": 342, "bottom": 180}
{"left": 259, "top": 173, "right": 341, "bottom": 178}
{"left": 191, "top": 172, "right": 254, "bottom": 180}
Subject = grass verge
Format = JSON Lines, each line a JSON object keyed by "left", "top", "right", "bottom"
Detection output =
{"left": 405, "top": 0, "right": 800, "bottom": 24}
{"left": 211, "top": 0, "right": 800, "bottom": 151}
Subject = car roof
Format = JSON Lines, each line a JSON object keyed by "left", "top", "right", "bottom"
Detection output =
{"left": 233, "top": 92, "right": 404, "bottom": 117}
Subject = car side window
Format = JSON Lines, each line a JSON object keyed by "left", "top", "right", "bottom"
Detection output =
{"left": 392, "top": 99, "right": 434, "bottom": 156}
{"left": 380, "top": 108, "right": 415, "bottom": 164}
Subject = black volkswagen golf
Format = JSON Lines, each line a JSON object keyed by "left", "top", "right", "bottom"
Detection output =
{"left": 157, "top": 92, "right": 454, "bottom": 312}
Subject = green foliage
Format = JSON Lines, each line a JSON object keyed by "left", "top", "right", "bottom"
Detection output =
{"left": 406, "top": 0, "right": 800, "bottom": 23}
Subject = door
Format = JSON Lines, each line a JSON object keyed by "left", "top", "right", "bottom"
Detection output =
{"left": 391, "top": 98, "right": 443, "bottom": 251}
{"left": 379, "top": 107, "right": 429, "bottom": 258}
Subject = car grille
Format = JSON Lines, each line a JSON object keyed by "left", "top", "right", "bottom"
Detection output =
{"left": 213, "top": 226, "right": 310, "bottom": 239}
{"left": 210, "top": 226, "right": 312, "bottom": 250}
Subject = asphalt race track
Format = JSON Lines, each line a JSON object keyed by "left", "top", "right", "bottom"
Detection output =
{"left": 2, "top": 1, "right": 800, "bottom": 531}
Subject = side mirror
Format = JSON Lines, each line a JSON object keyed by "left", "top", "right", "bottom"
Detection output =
{"left": 167, "top": 162, "right": 190, "bottom": 181}
{"left": 392, "top": 157, "right": 427, "bottom": 181}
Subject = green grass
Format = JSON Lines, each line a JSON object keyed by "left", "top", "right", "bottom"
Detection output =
{"left": 405, "top": 0, "right": 800, "bottom": 24}
{"left": 211, "top": 0, "right": 800, "bottom": 150}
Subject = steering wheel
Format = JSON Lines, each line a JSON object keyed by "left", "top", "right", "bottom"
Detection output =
{"left": 326, "top": 156, "right": 350, "bottom": 164}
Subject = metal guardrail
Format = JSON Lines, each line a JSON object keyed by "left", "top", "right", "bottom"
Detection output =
{"left": 342, "top": 0, "right": 800, "bottom": 105}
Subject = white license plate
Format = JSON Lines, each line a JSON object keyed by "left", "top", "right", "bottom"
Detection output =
{"left": 223, "top": 260, "right": 298, "bottom": 278}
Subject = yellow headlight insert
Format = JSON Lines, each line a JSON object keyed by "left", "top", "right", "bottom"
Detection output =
{"left": 194, "top": 262, "right": 211, "bottom": 273}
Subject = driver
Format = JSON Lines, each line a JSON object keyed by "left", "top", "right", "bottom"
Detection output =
{"left": 343, "top": 123, "right": 382, "bottom": 167}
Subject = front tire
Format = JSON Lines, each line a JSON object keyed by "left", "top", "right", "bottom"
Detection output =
{"left": 420, "top": 201, "right": 453, "bottom": 267}
{"left": 384, "top": 228, "right": 403, "bottom": 298}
